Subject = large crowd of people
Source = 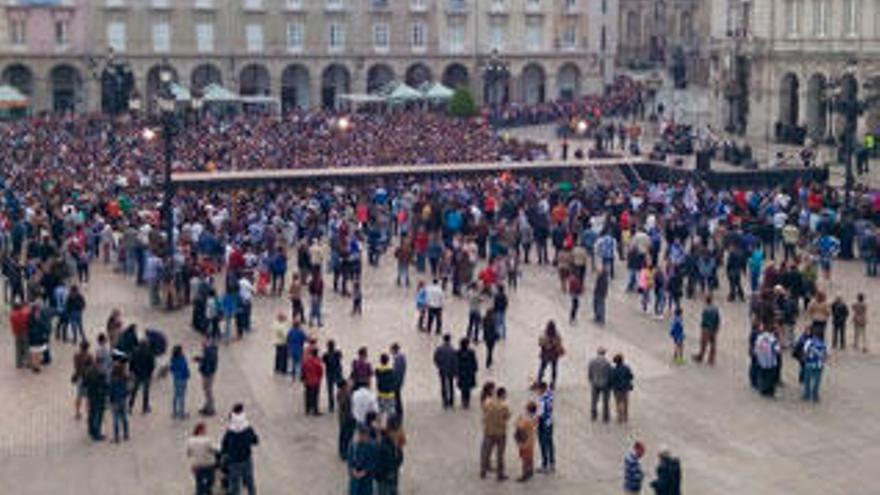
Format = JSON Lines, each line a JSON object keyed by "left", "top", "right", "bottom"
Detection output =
{"left": 1, "top": 76, "right": 878, "bottom": 494}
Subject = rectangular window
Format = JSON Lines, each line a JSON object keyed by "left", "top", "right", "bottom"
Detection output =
{"left": 107, "top": 21, "right": 126, "bottom": 52}
{"left": 600, "top": 25, "right": 606, "bottom": 51}
{"left": 411, "top": 22, "right": 426, "bottom": 49}
{"left": 287, "top": 22, "right": 304, "bottom": 51}
{"left": 489, "top": 19, "right": 505, "bottom": 50}
{"left": 526, "top": 18, "right": 543, "bottom": 51}
{"left": 562, "top": 24, "right": 576, "bottom": 49}
{"left": 151, "top": 0, "right": 170, "bottom": 8}
{"left": 448, "top": 19, "right": 464, "bottom": 53}
{"left": 373, "top": 23, "right": 389, "bottom": 50}
{"left": 876, "top": 0, "right": 880, "bottom": 36}
{"left": 329, "top": 22, "right": 346, "bottom": 50}
{"left": 244, "top": 0, "right": 263, "bottom": 10}
{"left": 812, "top": 0, "right": 829, "bottom": 36}
{"left": 785, "top": 0, "right": 801, "bottom": 37}
{"left": 411, "top": 0, "right": 426, "bottom": 9}
{"left": 194, "top": 0, "right": 213, "bottom": 8}
{"left": 10, "top": 20, "right": 26, "bottom": 46}
{"left": 246, "top": 23, "right": 264, "bottom": 52}
{"left": 843, "top": 0, "right": 859, "bottom": 35}
{"left": 55, "top": 20, "right": 69, "bottom": 47}
{"left": 601, "top": 0, "right": 607, "bottom": 14}
{"left": 327, "top": 0, "right": 343, "bottom": 9}
{"left": 196, "top": 22, "right": 214, "bottom": 52}
{"left": 152, "top": 21, "right": 171, "bottom": 53}
{"left": 564, "top": 0, "right": 575, "bottom": 9}
{"left": 105, "top": 0, "right": 124, "bottom": 6}
{"left": 286, "top": 0, "right": 303, "bottom": 8}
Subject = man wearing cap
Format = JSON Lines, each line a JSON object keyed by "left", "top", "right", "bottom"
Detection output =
{"left": 587, "top": 347, "right": 612, "bottom": 422}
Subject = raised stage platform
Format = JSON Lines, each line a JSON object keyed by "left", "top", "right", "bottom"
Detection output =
{"left": 171, "top": 158, "right": 829, "bottom": 190}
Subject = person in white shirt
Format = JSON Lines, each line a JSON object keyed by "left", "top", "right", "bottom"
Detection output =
{"left": 351, "top": 384, "right": 378, "bottom": 426}
{"left": 425, "top": 279, "right": 444, "bottom": 334}
{"left": 238, "top": 275, "right": 255, "bottom": 335}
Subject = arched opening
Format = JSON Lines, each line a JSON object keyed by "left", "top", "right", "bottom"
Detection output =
{"left": 557, "top": 63, "right": 581, "bottom": 101}
{"left": 146, "top": 64, "right": 179, "bottom": 113}
{"left": 239, "top": 64, "right": 271, "bottom": 96}
{"left": 442, "top": 64, "right": 470, "bottom": 90}
{"left": 840, "top": 74, "right": 859, "bottom": 135}
{"left": 49, "top": 65, "right": 83, "bottom": 113}
{"left": 191, "top": 64, "right": 223, "bottom": 92}
{"left": 2, "top": 64, "right": 34, "bottom": 96}
{"left": 520, "top": 63, "right": 546, "bottom": 104}
{"left": 405, "top": 63, "right": 432, "bottom": 88}
{"left": 779, "top": 73, "right": 800, "bottom": 127}
{"left": 626, "top": 11, "right": 641, "bottom": 48}
{"left": 483, "top": 66, "right": 510, "bottom": 107}
{"left": 806, "top": 74, "right": 828, "bottom": 140}
{"left": 680, "top": 11, "right": 693, "bottom": 41}
{"left": 367, "top": 64, "right": 395, "bottom": 93}
{"left": 321, "top": 64, "right": 350, "bottom": 109}
{"left": 281, "top": 65, "right": 310, "bottom": 113}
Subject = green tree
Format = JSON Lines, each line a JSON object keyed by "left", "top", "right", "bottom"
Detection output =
{"left": 448, "top": 88, "right": 477, "bottom": 118}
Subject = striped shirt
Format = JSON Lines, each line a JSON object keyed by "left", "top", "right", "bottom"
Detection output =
{"left": 538, "top": 390, "right": 554, "bottom": 427}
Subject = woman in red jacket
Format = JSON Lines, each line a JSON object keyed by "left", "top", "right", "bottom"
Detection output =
{"left": 301, "top": 347, "right": 324, "bottom": 416}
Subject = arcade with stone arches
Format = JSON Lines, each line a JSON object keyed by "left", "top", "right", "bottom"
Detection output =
{"left": 772, "top": 65, "right": 879, "bottom": 142}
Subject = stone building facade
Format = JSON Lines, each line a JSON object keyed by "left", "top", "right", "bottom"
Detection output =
{"left": 617, "top": 0, "right": 709, "bottom": 84}
{"left": 710, "top": 0, "right": 880, "bottom": 141}
{"left": 0, "top": 0, "right": 92, "bottom": 112}
{"left": 1, "top": 0, "right": 620, "bottom": 113}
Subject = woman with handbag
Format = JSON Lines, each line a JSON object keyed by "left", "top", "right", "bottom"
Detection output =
{"left": 537, "top": 321, "right": 564, "bottom": 388}
{"left": 186, "top": 422, "right": 216, "bottom": 495}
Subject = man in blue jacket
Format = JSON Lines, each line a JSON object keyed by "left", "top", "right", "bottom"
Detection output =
{"left": 287, "top": 322, "right": 307, "bottom": 381}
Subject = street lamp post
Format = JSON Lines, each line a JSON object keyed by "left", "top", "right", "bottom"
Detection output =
{"left": 483, "top": 49, "right": 508, "bottom": 126}
{"left": 155, "top": 68, "right": 178, "bottom": 260}
{"left": 829, "top": 62, "right": 863, "bottom": 212}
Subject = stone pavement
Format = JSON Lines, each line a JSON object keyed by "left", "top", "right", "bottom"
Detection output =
{"left": 0, "top": 252, "right": 879, "bottom": 495}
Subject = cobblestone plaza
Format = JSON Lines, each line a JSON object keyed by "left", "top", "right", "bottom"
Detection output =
{"left": 1, "top": 244, "right": 878, "bottom": 494}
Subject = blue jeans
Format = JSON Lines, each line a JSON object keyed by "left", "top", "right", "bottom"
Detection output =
{"left": 309, "top": 299, "right": 323, "bottom": 326}
{"left": 290, "top": 355, "right": 302, "bottom": 380}
{"left": 538, "top": 422, "right": 555, "bottom": 468}
{"left": 173, "top": 379, "right": 187, "bottom": 418}
{"left": 69, "top": 311, "right": 86, "bottom": 343}
{"left": 112, "top": 403, "right": 129, "bottom": 441}
{"left": 626, "top": 269, "right": 637, "bottom": 291}
{"left": 227, "top": 458, "right": 256, "bottom": 495}
{"left": 495, "top": 310, "right": 506, "bottom": 339}
{"left": 396, "top": 265, "right": 410, "bottom": 286}
{"left": 802, "top": 366, "right": 823, "bottom": 402}
{"left": 349, "top": 476, "right": 373, "bottom": 495}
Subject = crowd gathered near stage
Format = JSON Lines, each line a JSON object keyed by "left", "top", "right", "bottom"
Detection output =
{"left": 2, "top": 77, "right": 879, "bottom": 495}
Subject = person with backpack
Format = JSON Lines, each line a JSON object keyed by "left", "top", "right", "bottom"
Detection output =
{"left": 196, "top": 337, "right": 219, "bottom": 417}
{"left": 650, "top": 448, "right": 682, "bottom": 495}
{"left": 375, "top": 417, "right": 406, "bottom": 495}
{"left": 221, "top": 403, "right": 260, "bottom": 495}
{"left": 693, "top": 296, "right": 721, "bottom": 365}
{"left": 609, "top": 353, "right": 634, "bottom": 423}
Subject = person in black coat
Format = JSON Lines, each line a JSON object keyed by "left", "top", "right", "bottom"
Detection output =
{"left": 83, "top": 362, "right": 109, "bottom": 441}
{"left": 128, "top": 339, "right": 156, "bottom": 414}
{"left": 483, "top": 308, "right": 498, "bottom": 369}
{"left": 433, "top": 334, "right": 458, "bottom": 409}
{"left": 456, "top": 338, "right": 478, "bottom": 409}
{"left": 651, "top": 450, "right": 682, "bottom": 495}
